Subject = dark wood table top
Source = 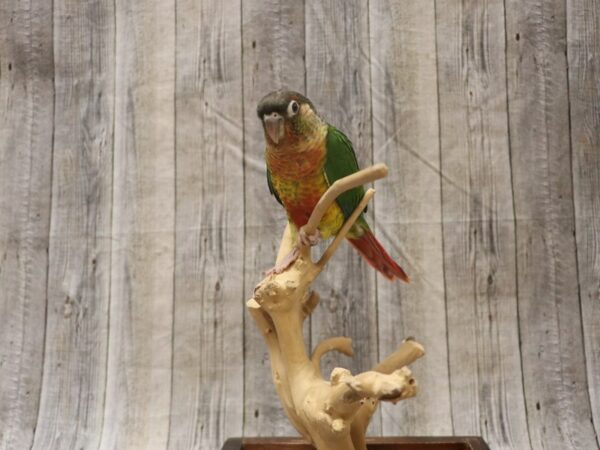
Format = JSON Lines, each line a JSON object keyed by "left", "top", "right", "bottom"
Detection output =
{"left": 222, "top": 436, "right": 491, "bottom": 450}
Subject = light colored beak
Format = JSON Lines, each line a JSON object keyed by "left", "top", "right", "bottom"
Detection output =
{"left": 264, "top": 113, "right": 284, "bottom": 144}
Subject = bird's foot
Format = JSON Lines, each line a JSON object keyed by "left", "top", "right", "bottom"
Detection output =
{"left": 299, "top": 227, "right": 321, "bottom": 247}
{"left": 264, "top": 246, "right": 301, "bottom": 276}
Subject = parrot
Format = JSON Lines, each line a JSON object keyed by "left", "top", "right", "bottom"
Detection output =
{"left": 257, "top": 90, "right": 409, "bottom": 282}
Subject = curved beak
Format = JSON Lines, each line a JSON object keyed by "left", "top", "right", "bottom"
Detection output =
{"left": 263, "top": 112, "right": 284, "bottom": 144}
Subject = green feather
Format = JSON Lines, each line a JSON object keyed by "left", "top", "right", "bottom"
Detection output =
{"left": 324, "top": 125, "right": 367, "bottom": 220}
{"left": 267, "top": 167, "right": 283, "bottom": 206}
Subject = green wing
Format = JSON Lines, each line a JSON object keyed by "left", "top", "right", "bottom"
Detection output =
{"left": 267, "top": 168, "right": 283, "bottom": 206}
{"left": 324, "top": 125, "right": 366, "bottom": 219}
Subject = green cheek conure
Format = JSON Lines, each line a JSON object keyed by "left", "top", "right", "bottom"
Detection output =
{"left": 257, "top": 90, "right": 409, "bottom": 283}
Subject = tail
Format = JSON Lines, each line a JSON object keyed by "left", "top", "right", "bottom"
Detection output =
{"left": 348, "top": 230, "right": 409, "bottom": 282}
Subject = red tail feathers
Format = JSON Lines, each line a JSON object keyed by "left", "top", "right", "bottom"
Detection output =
{"left": 348, "top": 231, "right": 409, "bottom": 282}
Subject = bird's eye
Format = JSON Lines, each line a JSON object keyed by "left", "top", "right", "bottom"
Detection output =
{"left": 287, "top": 100, "right": 300, "bottom": 116}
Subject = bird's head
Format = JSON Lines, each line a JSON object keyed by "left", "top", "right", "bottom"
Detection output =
{"left": 257, "top": 90, "right": 320, "bottom": 148}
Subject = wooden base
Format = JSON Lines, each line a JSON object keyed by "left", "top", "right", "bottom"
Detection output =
{"left": 222, "top": 437, "right": 490, "bottom": 450}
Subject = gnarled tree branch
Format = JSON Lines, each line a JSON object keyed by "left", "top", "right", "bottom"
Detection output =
{"left": 247, "top": 164, "right": 424, "bottom": 450}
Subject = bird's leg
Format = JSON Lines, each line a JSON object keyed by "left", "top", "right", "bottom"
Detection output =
{"left": 264, "top": 225, "right": 320, "bottom": 276}
{"left": 264, "top": 229, "right": 320, "bottom": 276}
{"left": 264, "top": 246, "right": 301, "bottom": 276}
{"left": 299, "top": 227, "right": 321, "bottom": 247}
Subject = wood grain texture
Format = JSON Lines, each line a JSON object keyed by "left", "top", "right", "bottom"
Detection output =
{"left": 224, "top": 436, "right": 492, "bottom": 450}
{"left": 0, "top": 1, "right": 598, "bottom": 448}
{"left": 29, "top": 1, "right": 114, "bottom": 448}
{"left": 0, "top": 2, "right": 54, "bottom": 449}
{"left": 99, "top": 1, "right": 175, "bottom": 449}
{"left": 369, "top": 0, "right": 453, "bottom": 436}
{"left": 168, "top": 0, "right": 244, "bottom": 449}
{"left": 241, "top": 0, "right": 306, "bottom": 437}
{"left": 435, "top": 1, "right": 532, "bottom": 448}
{"left": 304, "top": 0, "right": 380, "bottom": 434}
{"left": 567, "top": 0, "right": 600, "bottom": 442}
{"left": 505, "top": 0, "right": 599, "bottom": 449}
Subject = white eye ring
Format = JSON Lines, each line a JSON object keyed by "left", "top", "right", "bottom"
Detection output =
{"left": 287, "top": 100, "right": 300, "bottom": 116}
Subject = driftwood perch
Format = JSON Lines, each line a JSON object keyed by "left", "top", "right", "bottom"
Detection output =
{"left": 247, "top": 164, "right": 425, "bottom": 450}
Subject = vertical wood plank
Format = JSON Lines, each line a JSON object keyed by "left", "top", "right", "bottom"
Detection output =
{"left": 304, "top": 1, "right": 380, "bottom": 433}
{"left": 30, "top": 0, "right": 115, "bottom": 448}
{"left": 567, "top": 0, "right": 600, "bottom": 441}
{"left": 242, "top": 0, "right": 306, "bottom": 437}
{"left": 435, "top": 1, "right": 532, "bottom": 448}
{"left": 505, "top": 0, "right": 599, "bottom": 448}
{"left": 168, "top": 0, "right": 244, "bottom": 448}
{"left": 99, "top": 1, "right": 175, "bottom": 448}
{"left": 369, "top": 0, "right": 452, "bottom": 435}
{"left": 0, "top": 2, "right": 54, "bottom": 449}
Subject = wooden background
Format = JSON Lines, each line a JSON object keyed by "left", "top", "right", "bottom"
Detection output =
{"left": 0, "top": 0, "right": 598, "bottom": 449}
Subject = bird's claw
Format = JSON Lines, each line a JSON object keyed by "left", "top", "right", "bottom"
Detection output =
{"left": 299, "top": 227, "right": 321, "bottom": 247}
{"left": 264, "top": 246, "right": 301, "bottom": 276}
{"left": 263, "top": 228, "right": 320, "bottom": 276}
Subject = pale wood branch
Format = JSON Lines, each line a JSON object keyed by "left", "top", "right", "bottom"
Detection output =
{"left": 301, "top": 291, "right": 320, "bottom": 320}
{"left": 248, "top": 165, "right": 423, "bottom": 450}
{"left": 317, "top": 188, "right": 375, "bottom": 268}
{"left": 246, "top": 298, "right": 312, "bottom": 441}
{"left": 329, "top": 367, "right": 417, "bottom": 407}
{"left": 276, "top": 222, "right": 295, "bottom": 264}
{"left": 302, "top": 163, "right": 388, "bottom": 236}
{"left": 373, "top": 339, "right": 425, "bottom": 374}
{"left": 311, "top": 337, "right": 354, "bottom": 370}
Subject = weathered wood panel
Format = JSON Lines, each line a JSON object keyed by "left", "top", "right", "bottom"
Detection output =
{"left": 435, "top": 1, "right": 532, "bottom": 448}
{"left": 167, "top": 0, "right": 244, "bottom": 449}
{"left": 242, "top": 0, "right": 306, "bottom": 437}
{"left": 304, "top": 0, "right": 381, "bottom": 434}
{"left": 30, "top": 0, "right": 114, "bottom": 449}
{"left": 0, "top": 1, "right": 598, "bottom": 448}
{"left": 0, "top": 2, "right": 54, "bottom": 449}
{"left": 369, "top": 0, "right": 452, "bottom": 436}
{"left": 505, "top": 1, "right": 599, "bottom": 449}
{"left": 567, "top": 0, "right": 600, "bottom": 441}
{"left": 99, "top": 1, "right": 175, "bottom": 448}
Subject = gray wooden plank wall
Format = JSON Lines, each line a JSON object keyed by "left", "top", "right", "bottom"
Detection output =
{"left": 0, "top": 1, "right": 598, "bottom": 450}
